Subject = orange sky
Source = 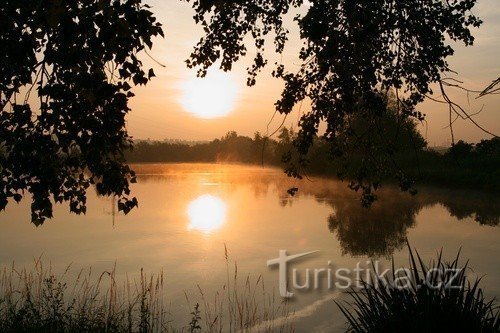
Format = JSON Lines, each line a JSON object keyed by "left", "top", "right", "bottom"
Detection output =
{"left": 127, "top": 0, "right": 499, "bottom": 145}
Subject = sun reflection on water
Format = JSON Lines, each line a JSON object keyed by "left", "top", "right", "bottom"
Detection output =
{"left": 187, "top": 195, "right": 227, "bottom": 234}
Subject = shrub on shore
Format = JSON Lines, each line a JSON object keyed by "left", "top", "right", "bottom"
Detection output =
{"left": 336, "top": 245, "right": 500, "bottom": 332}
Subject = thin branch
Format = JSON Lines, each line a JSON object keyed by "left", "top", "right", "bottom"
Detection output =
{"left": 143, "top": 49, "right": 166, "bottom": 68}
{"left": 438, "top": 80, "right": 498, "bottom": 138}
{"left": 478, "top": 77, "right": 500, "bottom": 98}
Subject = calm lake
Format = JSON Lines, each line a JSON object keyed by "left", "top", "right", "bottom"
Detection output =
{"left": 1, "top": 163, "right": 499, "bottom": 332}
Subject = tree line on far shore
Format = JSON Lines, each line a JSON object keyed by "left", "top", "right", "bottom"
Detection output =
{"left": 126, "top": 127, "right": 499, "bottom": 192}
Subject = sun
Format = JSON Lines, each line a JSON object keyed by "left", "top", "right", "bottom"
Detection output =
{"left": 180, "top": 70, "right": 239, "bottom": 119}
{"left": 187, "top": 195, "right": 227, "bottom": 234}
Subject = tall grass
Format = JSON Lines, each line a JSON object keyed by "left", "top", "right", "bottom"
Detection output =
{"left": 184, "top": 244, "right": 293, "bottom": 333}
{"left": 0, "top": 258, "right": 168, "bottom": 332}
{"left": 0, "top": 255, "right": 293, "bottom": 333}
{"left": 336, "top": 244, "right": 500, "bottom": 332}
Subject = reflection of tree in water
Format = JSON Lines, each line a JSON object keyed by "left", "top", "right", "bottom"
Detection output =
{"left": 266, "top": 178, "right": 499, "bottom": 258}
{"left": 322, "top": 187, "right": 499, "bottom": 257}
{"left": 431, "top": 190, "right": 500, "bottom": 227}
{"left": 325, "top": 189, "right": 422, "bottom": 258}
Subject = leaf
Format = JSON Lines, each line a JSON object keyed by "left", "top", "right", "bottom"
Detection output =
{"left": 148, "top": 68, "right": 155, "bottom": 79}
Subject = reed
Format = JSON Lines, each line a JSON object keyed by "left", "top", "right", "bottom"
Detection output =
{"left": 0, "top": 254, "right": 293, "bottom": 333}
{"left": 0, "top": 258, "right": 169, "bottom": 332}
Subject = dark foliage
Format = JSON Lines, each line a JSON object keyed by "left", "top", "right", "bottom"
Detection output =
{"left": 410, "top": 137, "right": 500, "bottom": 191}
{"left": 336, "top": 246, "right": 500, "bottom": 332}
{"left": 186, "top": 0, "right": 482, "bottom": 200}
{"left": 0, "top": 0, "right": 163, "bottom": 224}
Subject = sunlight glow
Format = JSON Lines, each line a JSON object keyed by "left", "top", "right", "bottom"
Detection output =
{"left": 180, "top": 70, "right": 239, "bottom": 119}
{"left": 187, "top": 195, "right": 227, "bottom": 233}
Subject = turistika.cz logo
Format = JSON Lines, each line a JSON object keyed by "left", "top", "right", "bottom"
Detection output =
{"left": 267, "top": 250, "right": 463, "bottom": 298}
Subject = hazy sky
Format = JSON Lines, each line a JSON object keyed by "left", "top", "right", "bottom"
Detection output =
{"left": 127, "top": 0, "right": 499, "bottom": 145}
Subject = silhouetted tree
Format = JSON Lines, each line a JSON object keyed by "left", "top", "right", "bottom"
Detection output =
{"left": 476, "top": 137, "right": 500, "bottom": 156}
{"left": 0, "top": 0, "right": 163, "bottom": 224}
{"left": 447, "top": 140, "right": 474, "bottom": 159}
{"left": 186, "top": 0, "right": 482, "bottom": 200}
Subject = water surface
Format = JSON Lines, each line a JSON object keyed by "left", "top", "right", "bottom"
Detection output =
{"left": 1, "top": 163, "right": 498, "bottom": 331}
